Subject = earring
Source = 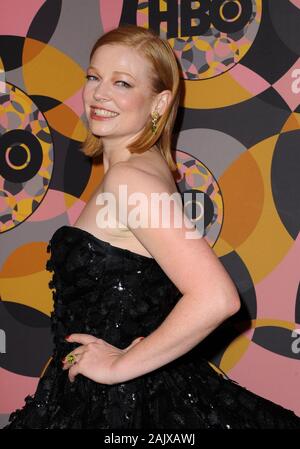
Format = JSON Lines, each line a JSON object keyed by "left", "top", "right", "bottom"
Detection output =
{"left": 151, "top": 111, "right": 160, "bottom": 134}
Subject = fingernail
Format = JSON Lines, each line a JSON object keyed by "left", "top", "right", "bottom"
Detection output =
{"left": 139, "top": 337, "right": 144, "bottom": 341}
{"left": 61, "top": 357, "right": 65, "bottom": 363}
{"left": 65, "top": 335, "right": 71, "bottom": 341}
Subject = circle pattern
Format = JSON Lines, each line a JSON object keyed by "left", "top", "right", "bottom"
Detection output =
{"left": 0, "top": 83, "right": 54, "bottom": 232}
{"left": 175, "top": 149, "right": 223, "bottom": 246}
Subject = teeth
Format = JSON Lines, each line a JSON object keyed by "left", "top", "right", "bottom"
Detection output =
{"left": 93, "top": 108, "right": 118, "bottom": 117}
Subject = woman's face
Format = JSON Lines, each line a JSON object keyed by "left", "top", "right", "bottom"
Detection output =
{"left": 83, "top": 44, "right": 157, "bottom": 146}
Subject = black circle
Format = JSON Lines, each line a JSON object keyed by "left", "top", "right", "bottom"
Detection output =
{"left": 8, "top": 145, "right": 29, "bottom": 167}
{"left": 181, "top": 189, "right": 215, "bottom": 233}
{"left": 222, "top": 1, "right": 240, "bottom": 20}
{"left": 0, "top": 130, "right": 43, "bottom": 182}
{"left": 211, "top": 0, "right": 253, "bottom": 33}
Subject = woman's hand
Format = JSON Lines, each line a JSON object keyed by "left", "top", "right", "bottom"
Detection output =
{"left": 62, "top": 334, "right": 144, "bottom": 384}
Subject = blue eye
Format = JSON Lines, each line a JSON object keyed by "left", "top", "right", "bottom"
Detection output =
{"left": 86, "top": 75, "right": 97, "bottom": 81}
{"left": 116, "top": 81, "right": 131, "bottom": 88}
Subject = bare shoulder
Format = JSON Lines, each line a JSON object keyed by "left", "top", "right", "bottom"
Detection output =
{"left": 103, "top": 147, "right": 178, "bottom": 193}
{"left": 104, "top": 160, "right": 173, "bottom": 195}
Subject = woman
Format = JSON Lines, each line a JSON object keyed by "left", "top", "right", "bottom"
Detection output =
{"left": 5, "top": 25, "right": 300, "bottom": 429}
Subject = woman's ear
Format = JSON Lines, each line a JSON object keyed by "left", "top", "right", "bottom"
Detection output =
{"left": 153, "top": 90, "right": 172, "bottom": 116}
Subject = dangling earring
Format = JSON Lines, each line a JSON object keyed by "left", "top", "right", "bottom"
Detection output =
{"left": 151, "top": 111, "right": 160, "bottom": 134}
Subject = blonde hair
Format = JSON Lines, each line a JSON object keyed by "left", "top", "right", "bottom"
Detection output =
{"left": 81, "top": 25, "right": 181, "bottom": 171}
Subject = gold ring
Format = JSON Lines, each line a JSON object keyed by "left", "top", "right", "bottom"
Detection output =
{"left": 66, "top": 353, "right": 77, "bottom": 365}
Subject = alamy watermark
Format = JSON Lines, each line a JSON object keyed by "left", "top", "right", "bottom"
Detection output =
{"left": 291, "top": 329, "right": 300, "bottom": 354}
{"left": 291, "top": 68, "right": 300, "bottom": 94}
{"left": 0, "top": 329, "right": 6, "bottom": 354}
{"left": 95, "top": 185, "right": 205, "bottom": 239}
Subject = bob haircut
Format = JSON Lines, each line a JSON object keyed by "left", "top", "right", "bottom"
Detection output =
{"left": 81, "top": 25, "right": 181, "bottom": 171}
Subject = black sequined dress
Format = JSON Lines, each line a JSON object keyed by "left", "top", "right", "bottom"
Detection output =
{"left": 5, "top": 226, "right": 300, "bottom": 429}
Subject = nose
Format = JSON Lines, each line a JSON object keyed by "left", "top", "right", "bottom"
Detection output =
{"left": 93, "top": 80, "right": 111, "bottom": 102}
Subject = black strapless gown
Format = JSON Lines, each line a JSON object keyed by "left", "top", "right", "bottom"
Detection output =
{"left": 5, "top": 226, "right": 300, "bottom": 429}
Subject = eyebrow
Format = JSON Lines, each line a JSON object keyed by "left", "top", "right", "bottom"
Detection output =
{"left": 87, "top": 66, "right": 136, "bottom": 81}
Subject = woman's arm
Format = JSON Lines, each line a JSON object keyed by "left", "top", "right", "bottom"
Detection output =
{"left": 106, "top": 163, "right": 240, "bottom": 383}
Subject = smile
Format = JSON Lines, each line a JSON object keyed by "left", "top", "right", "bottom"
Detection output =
{"left": 91, "top": 108, "right": 119, "bottom": 118}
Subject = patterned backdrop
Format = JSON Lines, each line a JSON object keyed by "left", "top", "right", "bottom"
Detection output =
{"left": 0, "top": 0, "right": 300, "bottom": 426}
